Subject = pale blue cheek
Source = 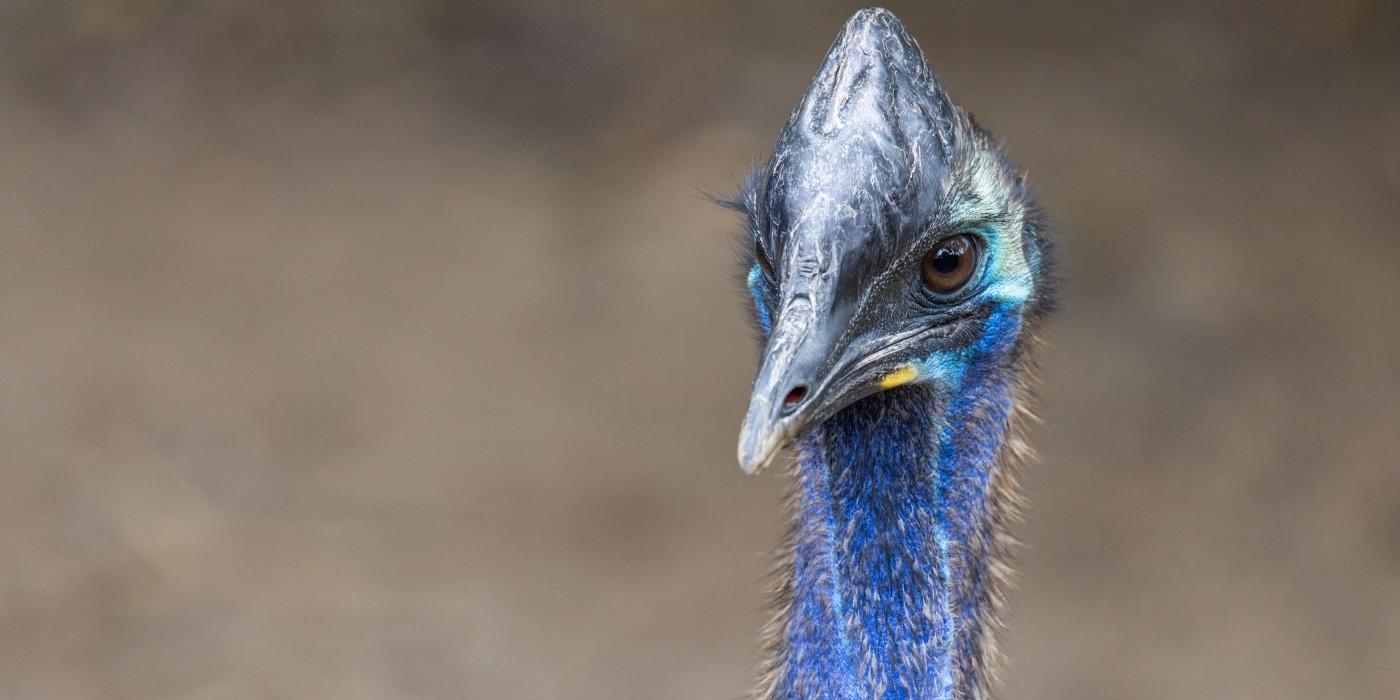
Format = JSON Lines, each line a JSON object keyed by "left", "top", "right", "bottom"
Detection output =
{"left": 914, "top": 349, "right": 973, "bottom": 387}
{"left": 912, "top": 305, "right": 1023, "bottom": 390}
{"left": 967, "top": 222, "right": 1035, "bottom": 305}
{"left": 747, "top": 265, "right": 772, "bottom": 335}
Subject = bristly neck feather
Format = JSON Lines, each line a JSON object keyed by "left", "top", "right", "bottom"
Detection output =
{"left": 756, "top": 317, "right": 1031, "bottom": 700}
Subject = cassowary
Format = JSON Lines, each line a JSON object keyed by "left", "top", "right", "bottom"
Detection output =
{"left": 726, "top": 8, "right": 1056, "bottom": 699}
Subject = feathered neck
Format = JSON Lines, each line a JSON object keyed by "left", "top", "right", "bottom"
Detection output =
{"left": 754, "top": 343, "right": 1034, "bottom": 700}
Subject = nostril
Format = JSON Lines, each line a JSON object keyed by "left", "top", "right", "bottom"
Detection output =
{"left": 782, "top": 385, "right": 809, "bottom": 411}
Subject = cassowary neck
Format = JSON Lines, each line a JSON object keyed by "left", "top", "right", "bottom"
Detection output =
{"left": 760, "top": 355, "right": 1027, "bottom": 700}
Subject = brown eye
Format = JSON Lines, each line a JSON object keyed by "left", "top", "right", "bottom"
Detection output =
{"left": 755, "top": 238, "right": 776, "bottom": 278}
{"left": 920, "top": 234, "right": 979, "bottom": 294}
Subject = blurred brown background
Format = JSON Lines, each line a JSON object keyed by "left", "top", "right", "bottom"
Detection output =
{"left": 2, "top": 1, "right": 1398, "bottom": 698}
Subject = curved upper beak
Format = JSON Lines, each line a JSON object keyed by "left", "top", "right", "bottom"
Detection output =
{"left": 737, "top": 294, "right": 841, "bottom": 474}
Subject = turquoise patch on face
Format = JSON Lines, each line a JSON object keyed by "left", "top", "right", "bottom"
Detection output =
{"left": 914, "top": 349, "right": 972, "bottom": 387}
{"left": 748, "top": 264, "right": 772, "bottom": 335}
{"left": 912, "top": 305, "right": 1022, "bottom": 389}
{"left": 972, "top": 224, "right": 1034, "bottom": 305}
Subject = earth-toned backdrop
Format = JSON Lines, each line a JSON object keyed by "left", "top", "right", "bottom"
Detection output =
{"left": 2, "top": 2, "right": 1398, "bottom": 698}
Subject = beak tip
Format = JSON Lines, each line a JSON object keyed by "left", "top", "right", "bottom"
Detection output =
{"left": 736, "top": 451, "right": 769, "bottom": 475}
{"left": 737, "top": 422, "right": 786, "bottom": 475}
{"left": 736, "top": 436, "right": 760, "bottom": 475}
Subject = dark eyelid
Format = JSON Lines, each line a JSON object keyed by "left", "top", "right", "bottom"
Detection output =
{"left": 754, "top": 237, "right": 776, "bottom": 278}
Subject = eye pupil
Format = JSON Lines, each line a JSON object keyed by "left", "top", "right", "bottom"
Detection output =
{"left": 931, "top": 250, "right": 960, "bottom": 274}
{"left": 920, "top": 233, "right": 979, "bottom": 294}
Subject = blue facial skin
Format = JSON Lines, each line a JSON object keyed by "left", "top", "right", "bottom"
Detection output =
{"left": 748, "top": 264, "right": 773, "bottom": 335}
{"left": 750, "top": 259, "right": 1027, "bottom": 699}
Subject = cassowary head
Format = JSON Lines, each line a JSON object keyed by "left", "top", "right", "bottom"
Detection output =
{"left": 733, "top": 8, "right": 1055, "bottom": 473}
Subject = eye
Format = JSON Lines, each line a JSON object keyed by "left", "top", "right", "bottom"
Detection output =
{"left": 920, "top": 233, "right": 980, "bottom": 294}
{"left": 754, "top": 238, "right": 776, "bottom": 279}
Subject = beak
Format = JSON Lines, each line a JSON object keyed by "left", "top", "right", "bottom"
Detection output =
{"left": 733, "top": 7, "right": 964, "bottom": 473}
{"left": 737, "top": 294, "right": 841, "bottom": 474}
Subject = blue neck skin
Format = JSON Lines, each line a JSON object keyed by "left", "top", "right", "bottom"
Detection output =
{"left": 775, "top": 312, "right": 1020, "bottom": 700}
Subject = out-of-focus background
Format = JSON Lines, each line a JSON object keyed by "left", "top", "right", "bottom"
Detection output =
{"left": 2, "top": 1, "right": 1398, "bottom": 698}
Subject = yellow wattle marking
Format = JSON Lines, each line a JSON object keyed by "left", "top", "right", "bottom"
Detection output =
{"left": 878, "top": 365, "right": 919, "bottom": 389}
